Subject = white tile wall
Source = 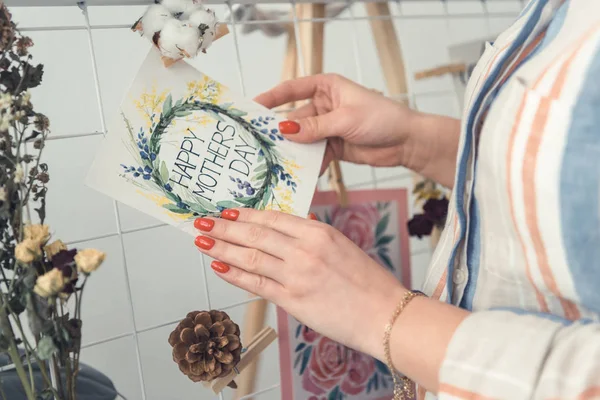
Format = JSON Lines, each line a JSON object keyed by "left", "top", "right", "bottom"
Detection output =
{"left": 10, "top": 1, "right": 522, "bottom": 399}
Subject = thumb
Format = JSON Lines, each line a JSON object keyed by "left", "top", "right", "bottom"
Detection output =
{"left": 279, "top": 109, "right": 350, "bottom": 144}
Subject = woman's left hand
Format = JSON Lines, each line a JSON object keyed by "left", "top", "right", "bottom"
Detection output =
{"left": 193, "top": 208, "right": 406, "bottom": 360}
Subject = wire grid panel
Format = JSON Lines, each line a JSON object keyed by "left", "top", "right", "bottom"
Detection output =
{"left": 8, "top": 1, "right": 522, "bottom": 399}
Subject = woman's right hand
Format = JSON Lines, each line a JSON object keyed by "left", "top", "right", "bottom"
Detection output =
{"left": 254, "top": 73, "right": 421, "bottom": 175}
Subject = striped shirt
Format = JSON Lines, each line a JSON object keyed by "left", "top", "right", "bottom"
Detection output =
{"left": 419, "top": 0, "right": 600, "bottom": 398}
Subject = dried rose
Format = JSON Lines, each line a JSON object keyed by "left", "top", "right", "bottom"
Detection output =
{"left": 34, "top": 113, "right": 49, "bottom": 132}
{"left": 407, "top": 214, "right": 434, "bottom": 239}
{"left": 33, "top": 269, "right": 66, "bottom": 298}
{"left": 37, "top": 172, "right": 49, "bottom": 184}
{"left": 422, "top": 197, "right": 449, "bottom": 225}
{"left": 24, "top": 224, "right": 50, "bottom": 244}
{"left": 15, "top": 36, "right": 32, "bottom": 56}
{"left": 15, "top": 238, "right": 42, "bottom": 263}
{"left": 52, "top": 249, "right": 78, "bottom": 293}
{"left": 75, "top": 249, "right": 105, "bottom": 274}
{"left": 44, "top": 240, "right": 67, "bottom": 260}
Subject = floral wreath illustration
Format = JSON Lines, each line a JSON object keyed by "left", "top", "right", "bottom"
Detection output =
{"left": 120, "top": 92, "right": 297, "bottom": 219}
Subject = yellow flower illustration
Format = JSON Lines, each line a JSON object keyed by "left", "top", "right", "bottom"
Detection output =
{"left": 186, "top": 76, "right": 224, "bottom": 104}
{"left": 132, "top": 84, "right": 170, "bottom": 128}
{"left": 136, "top": 190, "right": 193, "bottom": 221}
{"left": 265, "top": 158, "right": 302, "bottom": 213}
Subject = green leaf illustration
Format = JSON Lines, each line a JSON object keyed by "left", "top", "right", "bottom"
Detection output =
{"left": 375, "top": 213, "right": 390, "bottom": 238}
{"left": 163, "top": 204, "right": 189, "bottom": 214}
{"left": 219, "top": 102, "right": 233, "bottom": 109}
{"left": 376, "top": 235, "right": 394, "bottom": 247}
{"left": 206, "top": 110, "right": 224, "bottom": 122}
{"left": 228, "top": 108, "right": 247, "bottom": 117}
{"left": 299, "top": 346, "right": 312, "bottom": 375}
{"left": 163, "top": 94, "right": 173, "bottom": 115}
{"left": 378, "top": 249, "right": 395, "bottom": 271}
{"left": 188, "top": 197, "right": 218, "bottom": 214}
{"left": 295, "top": 343, "right": 306, "bottom": 352}
{"left": 235, "top": 196, "right": 256, "bottom": 206}
{"left": 254, "top": 171, "right": 267, "bottom": 182}
{"left": 174, "top": 110, "right": 192, "bottom": 118}
{"left": 159, "top": 161, "right": 169, "bottom": 183}
{"left": 216, "top": 200, "right": 242, "bottom": 209}
{"left": 253, "top": 163, "right": 267, "bottom": 174}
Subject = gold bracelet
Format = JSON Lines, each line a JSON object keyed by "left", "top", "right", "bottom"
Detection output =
{"left": 383, "top": 290, "right": 425, "bottom": 400}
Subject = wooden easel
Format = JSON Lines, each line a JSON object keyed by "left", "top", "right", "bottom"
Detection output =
{"left": 234, "top": 3, "right": 410, "bottom": 398}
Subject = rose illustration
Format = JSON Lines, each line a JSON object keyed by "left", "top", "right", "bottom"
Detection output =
{"left": 329, "top": 204, "right": 380, "bottom": 252}
{"left": 340, "top": 350, "right": 376, "bottom": 395}
{"left": 302, "top": 338, "right": 350, "bottom": 395}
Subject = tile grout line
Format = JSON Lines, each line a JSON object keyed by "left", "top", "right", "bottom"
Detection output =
{"left": 79, "top": 3, "right": 148, "bottom": 399}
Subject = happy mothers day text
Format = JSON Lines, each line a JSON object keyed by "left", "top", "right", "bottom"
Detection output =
{"left": 169, "top": 121, "right": 256, "bottom": 202}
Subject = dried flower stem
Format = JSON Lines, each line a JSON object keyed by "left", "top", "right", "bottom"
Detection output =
{"left": 0, "top": 298, "right": 35, "bottom": 400}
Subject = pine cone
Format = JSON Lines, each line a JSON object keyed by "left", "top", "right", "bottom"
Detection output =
{"left": 168, "top": 310, "right": 242, "bottom": 383}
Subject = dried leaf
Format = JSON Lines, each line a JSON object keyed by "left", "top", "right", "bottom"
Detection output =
{"left": 37, "top": 336, "right": 57, "bottom": 360}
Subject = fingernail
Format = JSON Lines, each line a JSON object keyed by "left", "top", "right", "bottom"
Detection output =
{"left": 221, "top": 209, "right": 239, "bottom": 221}
{"left": 211, "top": 261, "right": 230, "bottom": 274}
{"left": 194, "top": 218, "right": 215, "bottom": 232}
{"left": 195, "top": 236, "right": 215, "bottom": 250}
{"left": 279, "top": 120, "right": 300, "bottom": 134}
{"left": 309, "top": 213, "right": 318, "bottom": 221}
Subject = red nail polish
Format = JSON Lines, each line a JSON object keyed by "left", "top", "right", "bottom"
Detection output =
{"left": 211, "top": 261, "right": 230, "bottom": 274}
{"left": 279, "top": 120, "right": 300, "bottom": 134}
{"left": 221, "top": 209, "right": 239, "bottom": 221}
{"left": 309, "top": 213, "right": 318, "bottom": 221}
{"left": 194, "top": 218, "right": 215, "bottom": 232}
{"left": 195, "top": 236, "right": 215, "bottom": 250}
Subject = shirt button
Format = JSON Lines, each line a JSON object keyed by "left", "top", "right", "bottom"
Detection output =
{"left": 453, "top": 268, "right": 467, "bottom": 285}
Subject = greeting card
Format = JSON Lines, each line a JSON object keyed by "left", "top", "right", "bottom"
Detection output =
{"left": 277, "top": 189, "right": 412, "bottom": 400}
{"left": 86, "top": 48, "right": 325, "bottom": 235}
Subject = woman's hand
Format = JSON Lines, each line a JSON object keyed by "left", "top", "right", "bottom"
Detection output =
{"left": 255, "top": 73, "right": 461, "bottom": 187}
{"left": 193, "top": 208, "right": 406, "bottom": 359}
{"left": 255, "top": 73, "right": 419, "bottom": 175}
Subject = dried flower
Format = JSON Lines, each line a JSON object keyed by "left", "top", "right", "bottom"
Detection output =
{"left": 0, "top": 93, "right": 13, "bottom": 110}
{"left": 34, "top": 113, "right": 49, "bottom": 131}
{"left": 15, "top": 238, "right": 42, "bottom": 263}
{"left": 422, "top": 197, "right": 449, "bottom": 223}
{"left": 33, "top": 139, "right": 43, "bottom": 149}
{"left": 20, "top": 91, "right": 31, "bottom": 107}
{"left": 74, "top": 249, "right": 105, "bottom": 274}
{"left": 0, "top": 5, "right": 14, "bottom": 52}
{"left": 33, "top": 269, "right": 66, "bottom": 298}
{"left": 13, "top": 165, "right": 23, "bottom": 183}
{"left": 52, "top": 249, "right": 78, "bottom": 293}
{"left": 37, "top": 172, "right": 49, "bottom": 184}
{"left": 44, "top": 240, "right": 67, "bottom": 260}
{"left": 15, "top": 36, "right": 32, "bottom": 56}
{"left": 24, "top": 224, "right": 50, "bottom": 244}
{"left": 0, "top": 114, "right": 10, "bottom": 132}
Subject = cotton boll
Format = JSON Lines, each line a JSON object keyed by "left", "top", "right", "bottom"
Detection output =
{"left": 140, "top": 4, "right": 171, "bottom": 38}
{"left": 187, "top": 7, "right": 218, "bottom": 52}
{"left": 161, "top": 0, "right": 198, "bottom": 17}
{"left": 158, "top": 19, "right": 201, "bottom": 59}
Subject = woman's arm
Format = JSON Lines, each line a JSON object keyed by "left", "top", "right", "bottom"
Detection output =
{"left": 404, "top": 111, "right": 461, "bottom": 188}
